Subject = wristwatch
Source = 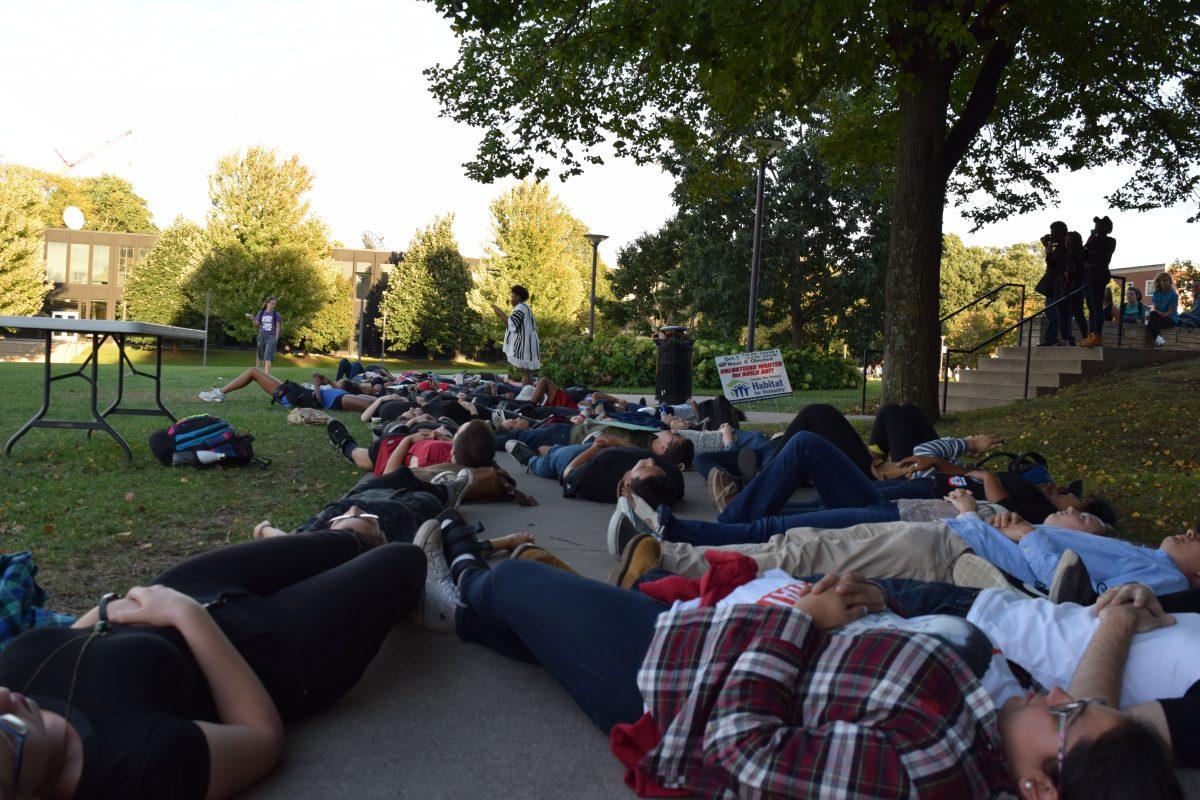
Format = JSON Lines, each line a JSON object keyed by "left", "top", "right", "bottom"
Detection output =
{"left": 96, "top": 592, "right": 118, "bottom": 631}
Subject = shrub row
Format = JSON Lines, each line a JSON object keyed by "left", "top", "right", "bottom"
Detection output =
{"left": 538, "top": 335, "right": 861, "bottom": 391}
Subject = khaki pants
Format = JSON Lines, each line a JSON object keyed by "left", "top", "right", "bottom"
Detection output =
{"left": 660, "top": 521, "right": 971, "bottom": 582}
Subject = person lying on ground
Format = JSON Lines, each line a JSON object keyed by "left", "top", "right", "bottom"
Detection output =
{"left": 617, "top": 474, "right": 1200, "bottom": 600}
{"left": 328, "top": 418, "right": 495, "bottom": 475}
{"left": 411, "top": 512, "right": 1179, "bottom": 800}
{"left": 335, "top": 358, "right": 394, "bottom": 383}
{"left": 868, "top": 401, "right": 942, "bottom": 461}
{"left": 198, "top": 367, "right": 377, "bottom": 412}
{"left": 504, "top": 434, "right": 685, "bottom": 506}
{"left": 605, "top": 534, "right": 1200, "bottom": 772}
{"left": 0, "top": 521, "right": 425, "bottom": 800}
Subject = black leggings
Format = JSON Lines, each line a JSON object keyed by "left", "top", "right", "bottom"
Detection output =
{"left": 1062, "top": 283, "right": 1088, "bottom": 341}
{"left": 869, "top": 403, "right": 939, "bottom": 461}
{"left": 772, "top": 403, "right": 874, "bottom": 479}
{"left": 1085, "top": 277, "right": 1108, "bottom": 337}
{"left": 1149, "top": 311, "right": 1177, "bottom": 338}
{"left": 353, "top": 464, "right": 448, "bottom": 503}
{"left": 152, "top": 532, "right": 424, "bottom": 722}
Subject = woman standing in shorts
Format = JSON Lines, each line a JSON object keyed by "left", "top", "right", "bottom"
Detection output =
{"left": 491, "top": 285, "right": 540, "bottom": 386}
{"left": 247, "top": 296, "right": 281, "bottom": 375}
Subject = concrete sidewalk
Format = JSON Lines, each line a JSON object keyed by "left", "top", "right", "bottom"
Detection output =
{"left": 245, "top": 453, "right": 723, "bottom": 800}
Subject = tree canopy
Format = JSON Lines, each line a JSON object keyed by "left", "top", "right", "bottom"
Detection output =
{"left": 468, "top": 180, "right": 601, "bottom": 340}
{"left": 124, "top": 216, "right": 209, "bottom": 326}
{"left": 189, "top": 147, "right": 340, "bottom": 344}
{"left": 0, "top": 165, "right": 51, "bottom": 316}
{"left": 8, "top": 167, "right": 156, "bottom": 233}
{"left": 606, "top": 136, "right": 889, "bottom": 350}
{"left": 380, "top": 214, "right": 478, "bottom": 356}
{"left": 425, "top": 0, "right": 1200, "bottom": 414}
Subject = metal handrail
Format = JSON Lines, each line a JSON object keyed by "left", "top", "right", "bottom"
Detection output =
{"left": 939, "top": 282, "right": 1027, "bottom": 325}
{"left": 940, "top": 278, "right": 1128, "bottom": 417}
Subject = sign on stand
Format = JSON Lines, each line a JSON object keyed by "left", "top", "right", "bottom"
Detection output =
{"left": 716, "top": 349, "right": 792, "bottom": 403}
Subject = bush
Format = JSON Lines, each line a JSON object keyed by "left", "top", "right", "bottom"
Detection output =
{"left": 539, "top": 335, "right": 861, "bottom": 391}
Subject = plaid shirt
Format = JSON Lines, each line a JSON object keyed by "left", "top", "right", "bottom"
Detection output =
{"left": 1, "top": 552, "right": 74, "bottom": 649}
{"left": 636, "top": 603, "right": 1014, "bottom": 799}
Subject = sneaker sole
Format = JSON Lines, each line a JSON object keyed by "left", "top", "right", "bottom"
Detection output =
{"left": 1049, "top": 550, "right": 1096, "bottom": 605}
{"left": 607, "top": 503, "right": 640, "bottom": 558}
{"left": 951, "top": 553, "right": 1011, "bottom": 591}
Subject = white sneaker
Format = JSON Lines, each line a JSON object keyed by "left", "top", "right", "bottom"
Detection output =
{"left": 1155, "top": 335, "right": 1166, "bottom": 347}
{"left": 412, "top": 519, "right": 463, "bottom": 633}
{"left": 198, "top": 388, "right": 224, "bottom": 402}
{"left": 431, "top": 468, "right": 474, "bottom": 510}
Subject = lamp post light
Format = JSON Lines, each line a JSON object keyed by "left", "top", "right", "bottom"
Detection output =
{"left": 740, "top": 137, "right": 786, "bottom": 353}
{"left": 584, "top": 233, "right": 609, "bottom": 340}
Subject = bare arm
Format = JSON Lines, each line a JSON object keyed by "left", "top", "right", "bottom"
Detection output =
{"left": 490, "top": 304, "right": 510, "bottom": 324}
{"left": 967, "top": 470, "right": 1010, "bottom": 502}
{"left": 562, "top": 438, "right": 615, "bottom": 479}
{"left": 1069, "top": 606, "right": 1139, "bottom": 705}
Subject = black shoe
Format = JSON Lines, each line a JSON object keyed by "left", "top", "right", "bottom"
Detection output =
{"left": 1049, "top": 549, "right": 1098, "bottom": 605}
{"left": 736, "top": 446, "right": 758, "bottom": 481}
{"left": 505, "top": 439, "right": 536, "bottom": 466}
{"left": 326, "top": 420, "right": 357, "bottom": 463}
{"left": 437, "top": 510, "right": 490, "bottom": 584}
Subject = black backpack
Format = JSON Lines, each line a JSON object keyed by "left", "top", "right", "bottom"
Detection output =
{"left": 271, "top": 379, "right": 321, "bottom": 409}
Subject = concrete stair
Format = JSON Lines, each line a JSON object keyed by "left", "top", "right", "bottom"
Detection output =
{"left": 942, "top": 319, "right": 1200, "bottom": 413}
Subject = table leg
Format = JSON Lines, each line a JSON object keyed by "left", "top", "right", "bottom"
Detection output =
{"left": 5, "top": 330, "right": 53, "bottom": 455}
{"left": 99, "top": 333, "right": 128, "bottom": 418}
{"left": 153, "top": 336, "right": 176, "bottom": 421}
{"left": 85, "top": 333, "right": 131, "bottom": 461}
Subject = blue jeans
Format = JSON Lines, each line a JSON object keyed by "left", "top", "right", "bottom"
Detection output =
{"left": 458, "top": 560, "right": 664, "bottom": 731}
{"left": 662, "top": 432, "right": 897, "bottom": 545}
{"left": 692, "top": 431, "right": 774, "bottom": 480}
{"left": 529, "top": 443, "right": 588, "bottom": 480}
{"left": 873, "top": 578, "right": 980, "bottom": 618}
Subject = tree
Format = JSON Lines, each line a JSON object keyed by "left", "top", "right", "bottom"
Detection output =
{"left": 425, "top": 0, "right": 1200, "bottom": 416}
{"left": 124, "top": 217, "right": 208, "bottom": 325}
{"left": 1169, "top": 259, "right": 1199, "bottom": 311}
{"left": 295, "top": 272, "right": 357, "bottom": 352}
{"left": 379, "top": 214, "right": 478, "bottom": 356}
{"left": 468, "top": 181, "right": 597, "bottom": 340}
{"left": 0, "top": 165, "right": 51, "bottom": 315}
{"left": 189, "top": 147, "right": 340, "bottom": 343}
{"left": 79, "top": 174, "right": 156, "bottom": 233}
{"left": 605, "top": 136, "right": 889, "bottom": 350}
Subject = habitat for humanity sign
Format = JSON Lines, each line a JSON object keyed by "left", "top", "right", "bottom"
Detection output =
{"left": 716, "top": 349, "right": 792, "bottom": 403}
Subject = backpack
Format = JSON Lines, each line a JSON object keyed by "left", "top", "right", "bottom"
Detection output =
{"left": 271, "top": 379, "right": 321, "bottom": 409}
{"left": 148, "top": 414, "right": 267, "bottom": 468}
{"left": 975, "top": 451, "right": 1052, "bottom": 485}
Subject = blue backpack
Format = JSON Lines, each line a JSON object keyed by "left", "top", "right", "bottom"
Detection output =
{"left": 149, "top": 414, "right": 262, "bottom": 467}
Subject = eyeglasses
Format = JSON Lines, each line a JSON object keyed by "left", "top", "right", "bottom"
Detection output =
{"left": 1048, "top": 697, "right": 1107, "bottom": 781}
{"left": 0, "top": 712, "right": 28, "bottom": 789}
{"left": 328, "top": 511, "right": 379, "bottom": 524}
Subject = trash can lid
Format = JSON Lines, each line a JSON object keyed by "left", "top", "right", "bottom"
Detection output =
{"left": 658, "top": 325, "right": 687, "bottom": 334}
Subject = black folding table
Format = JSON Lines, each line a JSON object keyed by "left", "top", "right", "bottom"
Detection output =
{"left": 0, "top": 316, "right": 206, "bottom": 461}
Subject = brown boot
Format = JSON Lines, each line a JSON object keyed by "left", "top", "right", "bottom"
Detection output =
{"left": 1079, "top": 332, "right": 1103, "bottom": 348}
{"left": 510, "top": 544, "right": 578, "bottom": 575}
{"left": 608, "top": 533, "right": 662, "bottom": 589}
{"left": 708, "top": 468, "right": 740, "bottom": 513}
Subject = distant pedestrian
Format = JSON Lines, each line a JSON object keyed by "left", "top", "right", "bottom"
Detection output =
{"left": 246, "top": 296, "right": 281, "bottom": 375}
{"left": 490, "top": 285, "right": 540, "bottom": 386}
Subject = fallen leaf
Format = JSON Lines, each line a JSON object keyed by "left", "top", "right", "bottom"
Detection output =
{"left": 124, "top": 492, "right": 135, "bottom": 502}
{"left": 180, "top": 477, "right": 189, "bottom": 484}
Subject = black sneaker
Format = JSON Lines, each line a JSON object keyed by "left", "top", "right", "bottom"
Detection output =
{"left": 736, "top": 446, "right": 758, "bottom": 481}
{"left": 505, "top": 439, "right": 536, "bottom": 467}
{"left": 326, "top": 419, "right": 356, "bottom": 463}
{"left": 1049, "top": 549, "right": 1098, "bottom": 605}
{"left": 437, "top": 510, "right": 490, "bottom": 584}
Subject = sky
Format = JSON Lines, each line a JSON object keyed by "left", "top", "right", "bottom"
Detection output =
{"left": 1, "top": 0, "right": 1195, "bottom": 270}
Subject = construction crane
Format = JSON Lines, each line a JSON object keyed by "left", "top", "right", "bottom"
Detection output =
{"left": 55, "top": 129, "right": 133, "bottom": 170}
{"left": 361, "top": 231, "right": 385, "bottom": 249}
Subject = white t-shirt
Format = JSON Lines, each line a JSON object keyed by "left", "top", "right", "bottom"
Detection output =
{"left": 966, "top": 588, "right": 1200, "bottom": 707}
{"left": 670, "top": 570, "right": 1022, "bottom": 707}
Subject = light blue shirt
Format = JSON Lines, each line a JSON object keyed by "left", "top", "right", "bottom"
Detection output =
{"left": 944, "top": 513, "right": 1187, "bottom": 595}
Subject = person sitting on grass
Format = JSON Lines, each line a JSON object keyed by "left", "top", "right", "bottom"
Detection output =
{"left": 327, "top": 418, "right": 495, "bottom": 476}
{"left": 0, "top": 518, "right": 426, "bottom": 800}
{"left": 505, "top": 432, "right": 690, "bottom": 505}
{"left": 198, "top": 368, "right": 377, "bottom": 412}
{"left": 412, "top": 512, "right": 1180, "bottom": 800}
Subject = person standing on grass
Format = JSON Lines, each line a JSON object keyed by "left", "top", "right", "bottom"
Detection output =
{"left": 490, "top": 285, "right": 539, "bottom": 386}
{"left": 245, "top": 297, "right": 281, "bottom": 375}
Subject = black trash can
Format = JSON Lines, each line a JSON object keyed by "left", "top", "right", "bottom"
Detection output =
{"left": 654, "top": 326, "right": 694, "bottom": 404}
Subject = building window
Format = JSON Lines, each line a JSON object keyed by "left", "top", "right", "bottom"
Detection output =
{"left": 89, "top": 301, "right": 108, "bottom": 321}
{"left": 91, "top": 245, "right": 110, "bottom": 285}
{"left": 118, "top": 246, "right": 135, "bottom": 285}
{"left": 136, "top": 247, "right": 150, "bottom": 262}
{"left": 46, "top": 241, "right": 68, "bottom": 283}
{"left": 338, "top": 260, "right": 354, "bottom": 279}
{"left": 69, "top": 243, "right": 89, "bottom": 284}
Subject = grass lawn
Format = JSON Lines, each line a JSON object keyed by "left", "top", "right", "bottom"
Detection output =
{"left": 0, "top": 360, "right": 415, "bottom": 613}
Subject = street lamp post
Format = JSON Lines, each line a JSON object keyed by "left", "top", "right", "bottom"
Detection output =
{"left": 740, "top": 137, "right": 786, "bottom": 352}
{"left": 584, "top": 233, "right": 609, "bottom": 340}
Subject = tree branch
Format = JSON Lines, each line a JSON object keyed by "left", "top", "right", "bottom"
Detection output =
{"left": 943, "top": 32, "right": 1020, "bottom": 177}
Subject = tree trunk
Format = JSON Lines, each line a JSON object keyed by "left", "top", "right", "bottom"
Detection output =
{"left": 882, "top": 69, "right": 952, "bottom": 419}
